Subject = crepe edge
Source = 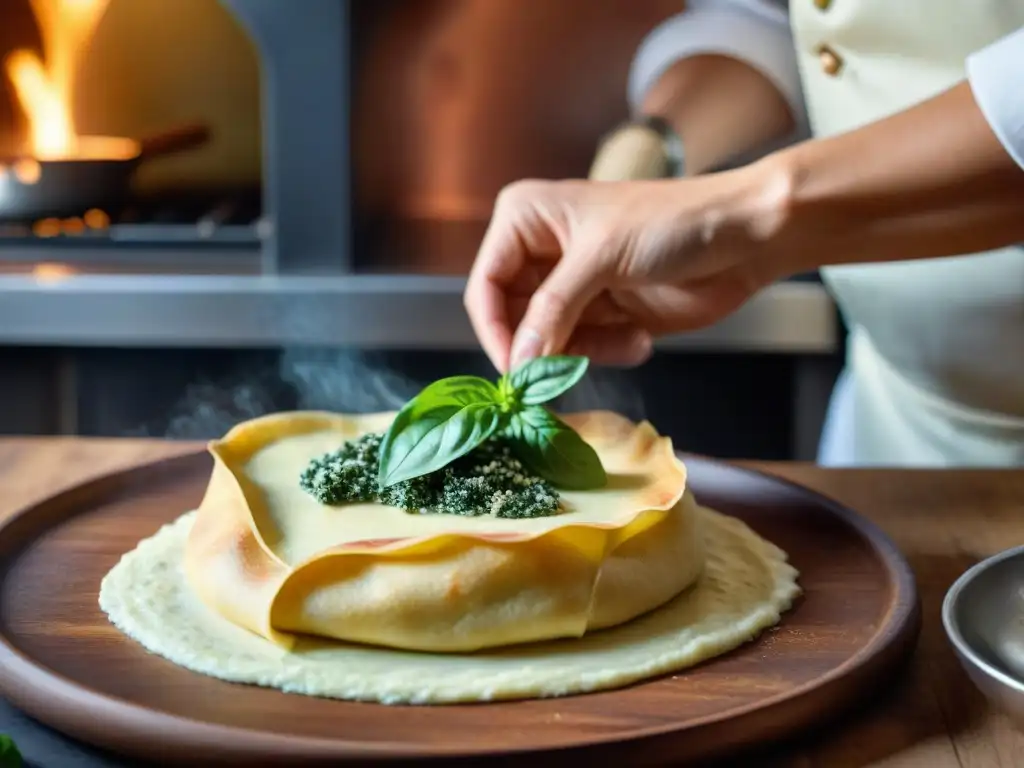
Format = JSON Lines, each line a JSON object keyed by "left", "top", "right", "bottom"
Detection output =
{"left": 207, "top": 409, "right": 686, "bottom": 556}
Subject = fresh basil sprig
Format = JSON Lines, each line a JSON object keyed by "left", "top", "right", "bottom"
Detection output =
{"left": 377, "top": 356, "right": 606, "bottom": 491}
{"left": 0, "top": 734, "right": 22, "bottom": 768}
{"left": 505, "top": 405, "right": 606, "bottom": 490}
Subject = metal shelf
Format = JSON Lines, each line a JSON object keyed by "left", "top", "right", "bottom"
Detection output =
{"left": 0, "top": 272, "right": 836, "bottom": 352}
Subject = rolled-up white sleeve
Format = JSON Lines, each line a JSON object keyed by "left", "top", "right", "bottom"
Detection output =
{"left": 966, "top": 26, "right": 1024, "bottom": 171}
{"left": 627, "top": 0, "right": 807, "bottom": 135}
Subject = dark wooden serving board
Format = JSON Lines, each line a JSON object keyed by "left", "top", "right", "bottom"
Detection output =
{"left": 0, "top": 452, "right": 920, "bottom": 767}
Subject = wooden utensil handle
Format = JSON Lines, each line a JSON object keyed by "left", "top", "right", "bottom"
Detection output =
{"left": 137, "top": 124, "right": 212, "bottom": 161}
{"left": 588, "top": 122, "right": 672, "bottom": 181}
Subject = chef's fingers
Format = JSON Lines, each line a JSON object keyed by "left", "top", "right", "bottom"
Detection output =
{"left": 465, "top": 219, "right": 527, "bottom": 372}
{"left": 509, "top": 245, "right": 610, "bottom": 368}
{"left": 564, "top": 324, "right": 653, "bottom": 367}
{"left": 465, "top": 273, "right": 513, "bottom": 374}
{"left": 465, "top": 184, "right": 566, "bottom": 372}
{"left": 505, "top": 291, "right": 629, "bottom": 330}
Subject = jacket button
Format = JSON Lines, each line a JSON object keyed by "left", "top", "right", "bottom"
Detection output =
{"left": 817, "top": 44, "right": 843, "bottom": 76}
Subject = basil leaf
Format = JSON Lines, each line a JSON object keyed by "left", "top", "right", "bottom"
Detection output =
{"left": 378, "top": 396, "right": 501, "bottom": 489}
{"left": 0, "top": 735, "right": 22, "bottom": 768}
{"left": 507, "top": 406, "right": 606, "bottom": 490}
{"left": 413, "top": 375, "right": 501, "bottom": 407}
{"left": 379, "top": 376, "right": 499, "bottom": 464}
{"left": 509, "top": 356, "right": 589, "bottom": 406}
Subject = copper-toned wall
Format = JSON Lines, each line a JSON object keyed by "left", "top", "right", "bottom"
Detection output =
{"left": 352, "top": 0, "right": 681, "bottom": 221}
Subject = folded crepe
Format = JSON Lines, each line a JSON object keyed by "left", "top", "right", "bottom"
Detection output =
{"left": 184, "top": 410, "right": 705, "bottom": 653}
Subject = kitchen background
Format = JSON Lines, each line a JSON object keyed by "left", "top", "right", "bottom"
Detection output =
{"left": 0, "top": 0, "right": 842, "bottom": 460}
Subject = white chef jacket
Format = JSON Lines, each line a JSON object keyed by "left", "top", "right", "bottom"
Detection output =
{"left": 626, "top": 2, "right": 1024, "bottom": 468}
{"left": 627, "top": 2, "right": 1024, "bottom": 170}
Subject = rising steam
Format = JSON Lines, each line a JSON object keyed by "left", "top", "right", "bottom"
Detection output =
{"left": 145, "top": 349, "right": 645, "bottom": 440}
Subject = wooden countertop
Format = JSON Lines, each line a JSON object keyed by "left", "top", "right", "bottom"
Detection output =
{"left": 1, "top": 437, "right": 1022, "bottom": 768}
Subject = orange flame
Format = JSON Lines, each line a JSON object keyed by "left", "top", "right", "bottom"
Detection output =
{"left": 4, "top": 0, "right": 133, "bottom": 160}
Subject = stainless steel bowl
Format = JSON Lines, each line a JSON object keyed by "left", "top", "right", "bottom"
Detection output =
{"left": 943, "top": 544, "right": 1024, "bottom": 725}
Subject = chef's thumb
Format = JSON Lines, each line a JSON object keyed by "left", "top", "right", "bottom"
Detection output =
{"left": 509, "top": 253, "right": 606, "bottom": 370}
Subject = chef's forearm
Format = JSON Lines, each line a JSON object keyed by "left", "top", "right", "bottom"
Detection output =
{"left": 641, "top": 54, "right": 795, "bottom": 175}
{"left": 754, "top": 81, "right": 1024, "bottom": 272}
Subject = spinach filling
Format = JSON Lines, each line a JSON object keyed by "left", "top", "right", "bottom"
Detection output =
{"left": 300, "top": 433, "right": 561, "bottom": 519}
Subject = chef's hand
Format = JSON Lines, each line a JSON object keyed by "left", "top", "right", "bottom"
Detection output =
{"left": 465, "top": 82, "right": 1024, "bottom": 374}
{"left": 464, "top": 171, "right": 789, "bottom": 373}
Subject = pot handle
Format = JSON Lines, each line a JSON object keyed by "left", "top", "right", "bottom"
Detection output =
{"left": 137, "top": 124, "right": 212, "bottom": 161}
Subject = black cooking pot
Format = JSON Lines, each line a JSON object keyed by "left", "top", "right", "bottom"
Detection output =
{"left": 0, "top": 123, "right": 210, "bottom": 221}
